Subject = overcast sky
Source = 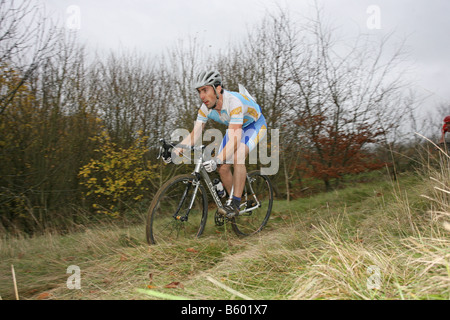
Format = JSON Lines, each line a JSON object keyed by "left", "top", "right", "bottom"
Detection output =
{"left": 42, "top": 0, "right": 450, "bottom": 117}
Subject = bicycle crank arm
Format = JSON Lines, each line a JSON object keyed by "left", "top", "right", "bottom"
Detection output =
{"left": 239, "top": 205, "right": 260, "bottom": 215}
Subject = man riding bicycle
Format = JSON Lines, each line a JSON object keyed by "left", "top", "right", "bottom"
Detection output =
{"left": 167, "top": 70, "right": 267, "bottom": 218}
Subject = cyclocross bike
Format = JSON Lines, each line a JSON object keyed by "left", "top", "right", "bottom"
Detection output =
{"left": 146, "top": 139, "right": 274, "bottom": 245}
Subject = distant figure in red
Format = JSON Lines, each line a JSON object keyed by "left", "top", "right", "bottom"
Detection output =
{"left": 439, "top": 116, "right": 450, "bottom": 146}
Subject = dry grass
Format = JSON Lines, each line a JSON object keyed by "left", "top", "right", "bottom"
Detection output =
{"left": 1, "top": 154, "right": 449, "bottom": 300}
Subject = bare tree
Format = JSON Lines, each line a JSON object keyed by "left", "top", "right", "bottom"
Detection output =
{"left": 166, "top": 36, "right": 212, "bottom": 131}
{"left": 289, "top": 5, "right": 413, "bottom": 190}
{"left": 0, "top": 0, "right": 58, "bottom": 115}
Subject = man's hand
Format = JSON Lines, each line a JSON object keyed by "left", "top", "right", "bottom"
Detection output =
{"left": 203, "top": 158, "right": 221, "bottom": 173}
{"left": 163, "top": 146, "right": 186, "bottom": 164}
{"left": 161, "top": 146, "right": 172, "bottom": 164}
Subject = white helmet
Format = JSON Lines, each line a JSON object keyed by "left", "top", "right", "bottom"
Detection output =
{"left": 193, "top": 70, "right": 222, "bottom": 90}
{"left": 193, "top": 70, "right": 223, "bottom": 109}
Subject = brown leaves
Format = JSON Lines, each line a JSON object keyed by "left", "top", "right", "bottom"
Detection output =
{"left": 146, "top": 281, "right": 185, "bottom": 290}
{"left": 146, "top": 272, "right": 185, "bottom": 290}
{"left": 294, "top": 113, "right": 387, "bottom": 190}
{"left": 37, "top": 292, "right": 52, "bottom": 300}
{"left": 164, "top": 282, "right": 184, "bottom": 289}
{"left": 146, "top": 273, "right": 156, "bottom": 289}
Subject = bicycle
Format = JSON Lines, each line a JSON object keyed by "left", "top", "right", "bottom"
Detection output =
{"left": 146, "top": 139, "right": 274, "bottom": 245}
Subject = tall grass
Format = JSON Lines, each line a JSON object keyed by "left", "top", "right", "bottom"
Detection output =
{"left": 0, "top": 148, "right": 449, "bottom": 300}
{"left": 180, "top": 152, "right": 449, "bottom": 300}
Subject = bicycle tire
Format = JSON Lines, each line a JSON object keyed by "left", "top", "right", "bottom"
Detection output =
{"left": 146, "top": 174, "right": 208, "bottom": 245}
{"left": 231, "top": 170, "right": 273, "bottom": 237}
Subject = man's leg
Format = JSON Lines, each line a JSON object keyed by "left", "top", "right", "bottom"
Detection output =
{"left": 218, "top": 164, "right": 233, "bottom": 196}
{"left": 218, "top": 143, "right": 249, "bottom": 217}
{"left": 230, "top": 117, "right": 266, "bottom": 213}
{"left": 217, "top": 130, "right": 233, "bottom": 195}
{"left": 231, "top": 143, "right": 249, "bottom": 200}
{"left": 218, "top": 143, "right": 249, "bottom": 196}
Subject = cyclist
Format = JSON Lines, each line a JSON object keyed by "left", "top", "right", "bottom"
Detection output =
{"left": 168, "top": 70, "right": 267, "bottom": 218}
{"left": 438, "top": 116, "right": 450, "bottom": 148}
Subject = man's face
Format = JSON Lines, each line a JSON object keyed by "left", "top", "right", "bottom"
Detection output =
{"left": 197, "top": 85, "right": 219, "bottom": 109}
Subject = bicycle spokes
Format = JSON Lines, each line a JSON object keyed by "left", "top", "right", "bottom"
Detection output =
{"left": 146, "top": 175, "right": 207, "bottom": 244}
{"left": 231, "top": 171, "right": 273, "bottom": 236}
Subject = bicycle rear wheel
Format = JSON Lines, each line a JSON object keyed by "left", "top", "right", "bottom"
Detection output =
{"left": 146, "top": 174, "right": 208, "bottom": 245}
{"left": 231, "top": 170, "right": 273, "bottom": 237}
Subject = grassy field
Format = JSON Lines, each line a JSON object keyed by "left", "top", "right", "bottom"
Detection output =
{"left": 1, "top": 167, "right": 449, "bottom": 300}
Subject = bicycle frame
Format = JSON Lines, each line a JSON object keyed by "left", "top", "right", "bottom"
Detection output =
{"left": 192, "top": 165, "right": 262, "bottom": 218}
{"left": 160, "top": 139, "right": 261, "bottom": 222}
{"left": 194, "top": 152, "right": 262, "bottom": 216}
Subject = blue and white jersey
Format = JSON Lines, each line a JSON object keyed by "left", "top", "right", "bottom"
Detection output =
{"left": 196, "top": 89, "right": 262, "bottom": 128}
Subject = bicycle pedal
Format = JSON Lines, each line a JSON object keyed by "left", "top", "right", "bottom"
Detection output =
{"left": 214, "top": 210, "right": 225, "bottom": 226}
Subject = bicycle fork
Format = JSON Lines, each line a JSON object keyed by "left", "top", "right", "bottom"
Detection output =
{"left": 172, "top": 178, "right": 201, "bottom": 222}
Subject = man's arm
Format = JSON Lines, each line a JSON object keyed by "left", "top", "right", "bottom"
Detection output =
{"left": 175, "top": 121, "right": 205, "bottom": 155}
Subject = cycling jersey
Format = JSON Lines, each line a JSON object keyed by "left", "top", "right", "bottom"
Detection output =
{"left": 196, "top": 90, "right": 262, "bottom": 128}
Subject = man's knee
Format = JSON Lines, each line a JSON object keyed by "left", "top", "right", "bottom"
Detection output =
{"left": 218, "top": 164, "right": 231, "bottom": 175}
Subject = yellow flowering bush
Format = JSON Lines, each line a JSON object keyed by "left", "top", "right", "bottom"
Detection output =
{"left": 79, "top": 131, "right": 157, "bottom": 218}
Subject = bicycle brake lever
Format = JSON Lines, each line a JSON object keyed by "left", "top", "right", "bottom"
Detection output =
{"left": 156, "top": 146, "right": 162, "bottom": 159}
{"left": 157, "top": 139, "right": 169, "bottom": 160}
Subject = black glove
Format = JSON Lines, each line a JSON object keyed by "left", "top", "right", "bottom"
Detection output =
{"left": 161, "top": 146, "right": 173, "bottom": 164}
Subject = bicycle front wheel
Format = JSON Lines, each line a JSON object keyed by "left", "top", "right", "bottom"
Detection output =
{"left": 231, "top": 170, "right": 273, "bottom": 237}
{"left": 146, "top": 174, "right": 208, "bottom": 245}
